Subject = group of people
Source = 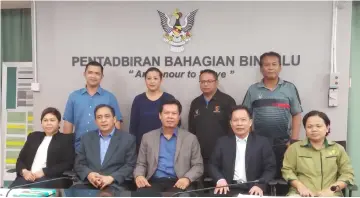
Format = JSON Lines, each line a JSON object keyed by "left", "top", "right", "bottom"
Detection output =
{"left": 9, "top": 51, "right": 354, "bottom": 197}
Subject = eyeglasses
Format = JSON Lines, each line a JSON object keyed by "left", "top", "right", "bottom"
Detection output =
{"left": 199, "top": 80, "right": 216, "bottom": 84}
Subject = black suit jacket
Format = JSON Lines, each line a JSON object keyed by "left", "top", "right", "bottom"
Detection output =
{"left": 16, "top": 131, "right": 75, "bottom": 178}
{"left": 208, "top": 132, "right": 276, "bottom": 191}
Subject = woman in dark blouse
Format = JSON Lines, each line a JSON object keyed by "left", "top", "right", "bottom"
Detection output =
{"left": 9, "top": 107, "right": 75, "bottom": 188}
{"left": 129, "top": 67, "right": 174, "bottom": 149}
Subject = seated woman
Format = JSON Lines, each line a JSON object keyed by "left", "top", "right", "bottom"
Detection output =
{"left": 9, "top": 107, "right": 75, "bottom": 188}
{"left": 282, "top": 110, "right": 354, "bottom": 197}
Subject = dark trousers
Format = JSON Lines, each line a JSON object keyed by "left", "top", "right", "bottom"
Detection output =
{"left": 9, "top": 176, "right": 72, "bottom": 189}
{"left": 271, "top": 138, "right": 289, "bottom": 196}
{"left": 137, "top": 178, "right": 196, "bottom": 197}
{"left": 272, "top": 142, "right": 287, "bottom": 179}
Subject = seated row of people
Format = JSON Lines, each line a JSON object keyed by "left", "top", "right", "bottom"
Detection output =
{"left": 10, "top": 100, "right": 354, "bottom": 197}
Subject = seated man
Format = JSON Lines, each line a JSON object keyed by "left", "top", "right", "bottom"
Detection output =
{"left": 133, "top": 99, "right": 204, "bottom": 195}
{"left": 282, "top": 110, "right": 354, "bottom": 197}
{"left": 74, "top": 104, "right": 137, "bottom": 190}
{"left": 209, "top": 105, "right": 276, "bottom": 196}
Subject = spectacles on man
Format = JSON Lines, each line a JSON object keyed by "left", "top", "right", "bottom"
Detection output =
{"left": 199, "top": 80, "right": 216, "bottom": 84}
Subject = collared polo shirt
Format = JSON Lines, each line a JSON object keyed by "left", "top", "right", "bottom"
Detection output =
{"left": 63, "top": 86, "right": 122, "bottom": 151}
{"left": 99, "top": 128, "right": 115, "bottom": 165}
{"left": 153, "top": 128, "right": 178, "bottom": 178}
{"left": 242, "top": 78, "right": 302, "bottom": 139}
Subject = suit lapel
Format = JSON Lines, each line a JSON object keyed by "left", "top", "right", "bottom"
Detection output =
{"left": 91, "top": 132, "right": 102, "bottom": 169}
{"left": 174, "top": 129, "right": 184, "bottom": 163}
{"left": 153, "top": 130, "right": 161, "bottom": 163}
{"left": 46, "top": 132, "right": 57, "bottom": 158}
{"left": 230, "top": 135, "right": 237, "bottom": 177}
{"left": 101, "top": 130, "right": 120, "bottom": 168}
{"left": 245, "top": 133, "right": 254, "bottom": 172}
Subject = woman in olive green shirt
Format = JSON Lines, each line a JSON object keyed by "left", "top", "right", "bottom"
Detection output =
{"left": 282, "top": 110, "right": 354, "bottom": 197}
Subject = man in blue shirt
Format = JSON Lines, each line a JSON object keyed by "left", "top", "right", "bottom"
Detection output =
{"left": 63, "top": 61, "right": 122, "bottom": 151}
{"left": 134, "top": 99, "right": 203, "bottom": 195}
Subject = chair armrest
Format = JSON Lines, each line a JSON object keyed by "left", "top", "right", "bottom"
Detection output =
{"left": 268, "top": 179, "right": 288, "bottom": 186}
{"left": 6, "top": 168, "right": 16, "bottom": 173}
{"left": 268, "top": 180, "right": 277, "bottom": 186}
{"left": 348, "top": 184, "right": 358, "bottom": 191}
{"left": 63, "top": 170, "right": 77, "bottom": 178}
{"left": 204, "top": 177, "right": 213, "bottom": 182}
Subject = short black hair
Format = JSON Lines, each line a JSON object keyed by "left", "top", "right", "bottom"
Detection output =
{"left": 199, "top": 69, "right": 218, "bottom": 81}
{"left": 94, "top": 104, "right": 115, "bottom": 118}
{"left": 41, "top": 107, "right": 61, "bottom": 122}
{"left": 159, "top": 98, "right": 182, "bottom": 114}
{"left": 145, "top": 67, "right": 163, "bottom": 79}
{"left": 303, "top": 110, "right": 331, "bottom": 136}
{"left": 259, "top": 51, "right": 281, "bottom": 67}
{"left": 229, "top": 105, "right": 252, "bottom": 120}
{"left": 85, "top": 61, "right": 104, "bottom": 74}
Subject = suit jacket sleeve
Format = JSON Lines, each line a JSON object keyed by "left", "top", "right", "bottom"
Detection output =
{"left": 110, "top": 135, "right": 137, "bottom": 184}
{"left": 208, "top": 139, "right": 225, "bottom": 183}
{"left": 74, "top": 136, "right": 93, "bottom": 181}
{"left": 129, "top": 97, "right": 139, "bottom": 136}
{"left": 183, "top": 136, "right": 204, "bottom": 182}
{"left": 188, "top": 100, "right": 196, "bottom": 135}
{"left": 256, "top": 138, "right": 276, "bottom": 191}
{"left": 16, "top": 133, "right": 34, "bottom": 176}
{"left": 133, "top": 135, "right": 148, "bottom": 178}
{"left": 43, "top": 134, "right": 75, "bottom": 178}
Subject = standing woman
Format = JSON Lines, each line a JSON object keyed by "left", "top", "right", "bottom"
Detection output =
{"left": 9, "top": 107, "right": 75, "bottom": 188}
{"left": 130, "top": 67, "right": 175, "bottom": 149}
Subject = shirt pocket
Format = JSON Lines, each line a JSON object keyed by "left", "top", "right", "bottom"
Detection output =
{"left": 323, "top": 155, "right": 338, "bottom": 174}
{"left": 297, "top": 155, "right": 316, "bottom": 176}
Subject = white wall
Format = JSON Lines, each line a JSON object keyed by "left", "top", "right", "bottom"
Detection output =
{"left": 34, "top": 1, "right": 352, "bottom": 140}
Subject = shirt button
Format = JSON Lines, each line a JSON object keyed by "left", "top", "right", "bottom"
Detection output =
{"left": 87, "top": 130, "right": 88, "bottom": 132}
{"left": 88, "top": 122, "right": 90, "bottom": 124}
{"left": 89, "top": 113, "right": 91, "bottom": 116}
{"left": 90, "top": 106, "right": 92, "bottom": 108}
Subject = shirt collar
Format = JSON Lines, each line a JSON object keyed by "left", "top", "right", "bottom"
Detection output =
{"left": 257, "top": 78, "right": 284, "bottom": 88}
{"left": 160, "top": 127, "right": 178, "bottom": 137}
{"left": 235, "top": 134, "right": 248, "bottom": 143}
{"left": 98, "top": 127, "right": 116, "bottom": 138}
{"left": 203, "top": 89, "right": 221, "bottom": 102}
{"left": 81, "top": 86, "right": 103, "bottom": 95}
{"left": 301, "top": 138, "right": 335, "bottom": 148}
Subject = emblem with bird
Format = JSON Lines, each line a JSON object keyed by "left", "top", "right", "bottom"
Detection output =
{"left": 157, "top": 9, "right": 198, "bottom": 52}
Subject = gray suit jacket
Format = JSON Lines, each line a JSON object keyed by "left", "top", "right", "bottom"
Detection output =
{"left": 133, "top": 128, "right": 203, "bottom": 182}
{"left": 74, "top": 129, "right": 137, "bottom": 187}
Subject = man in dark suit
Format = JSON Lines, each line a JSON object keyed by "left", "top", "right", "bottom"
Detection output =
{"left": 209, "top": 105, "right": 276, "bottom": 196}
{"left": 74, "top": 104, "right": 137, "bottom": 190}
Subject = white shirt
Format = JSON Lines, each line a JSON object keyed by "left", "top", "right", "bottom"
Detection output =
{"left": 233, "top": 135, "right": 248, "bottom": 182}
{"left": 31, "top": 136, "right": 53, "bottom": 173}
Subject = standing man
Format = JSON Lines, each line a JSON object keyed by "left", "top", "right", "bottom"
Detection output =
{"left": 63, "top": 61, "right": 123, "bottom": 152}
{"left": 242, "top": 51, "right": 303, "bottom": 179}
{"left": 188, "top": 69, "right": 236, "bottom": 177}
